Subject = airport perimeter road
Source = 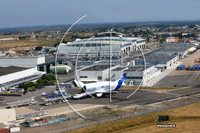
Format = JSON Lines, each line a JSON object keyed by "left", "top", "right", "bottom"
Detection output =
{"left": 154, "top": 50, "right": 200, "bottom": 87}
{"left": 9, "top": 85, "right": 200, "bottom": 115}
{"left": 26, "top": 89, "right": 176, "bottom": 111}
{"left": 0, "top": 86, "right": 56, "bottom": 107}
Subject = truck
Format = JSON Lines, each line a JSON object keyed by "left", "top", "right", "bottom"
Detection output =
{"left": 194, "top": 65, "right": 200, "bottom": 70}
{"left": 16, "top": 108, "right": 47, "bottom": 120}
{"left": 6, "top": 97, "right": 37, "bottom": 108}
{"left": 176, "top": 65, "right": 185, "bottom": 70}
{"left": 41, "top": 92, "right": 71, "bottom": 106}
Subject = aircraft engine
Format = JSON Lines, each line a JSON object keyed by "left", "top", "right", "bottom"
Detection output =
{"left": 96, "top": 93, "right": 103, "bottom": 97}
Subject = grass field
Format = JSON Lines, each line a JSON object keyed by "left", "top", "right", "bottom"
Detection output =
{"left": 0, "top": 34, "right": 60, "bottom": 50}
{"left": 67, "top": 102, "right": 200, "bottom": 133}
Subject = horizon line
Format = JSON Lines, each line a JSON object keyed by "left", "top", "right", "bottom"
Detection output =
{"left": 1, "top": 19, "right": 200, "bottom": 30}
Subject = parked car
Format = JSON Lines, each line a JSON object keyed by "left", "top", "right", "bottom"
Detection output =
{"left": 42, "top": 92, "right": 47, "bottom": 96}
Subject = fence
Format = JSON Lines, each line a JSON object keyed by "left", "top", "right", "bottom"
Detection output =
{"left": 47, "top": 96, "right": 200, "bottom": 133}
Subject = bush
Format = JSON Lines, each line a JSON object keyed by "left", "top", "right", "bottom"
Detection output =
{"left": 18, "top": 74, "right": 56, "bottom": 91}
{"left": 0, "top": 93, "right": 23, "bottom": 96}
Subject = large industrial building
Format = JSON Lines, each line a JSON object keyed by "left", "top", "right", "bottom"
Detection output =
{"left": 0, "top": 55, "right": 63, "bottom": 73}
{"left": 76, "top": 64, "right": 161, "bottom": 85}
{"left": 58, "top": 37, "right": 146, "bottom": 57}
{"left": 76, "top": 43, "right": 196, "bottom": 86}
{"left": 0, "top": 55, "right": 63, "bottom": 90}
{"left": 135, "top": 43, "right": 195, "bottom": 68}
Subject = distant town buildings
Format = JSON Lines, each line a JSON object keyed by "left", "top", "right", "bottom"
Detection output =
{"left": 0, "top": 38, "right": 19, "bottom": 41}
{"left": 166, "top": 37, "right": 179, "bottom": 43}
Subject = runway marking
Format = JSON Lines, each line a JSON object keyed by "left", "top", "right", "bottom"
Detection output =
{"left": 169, "top": 76, "right": 175, "bottom": 81}
{"left": 188, "top": 73, "right": 197, "bottom": 83}
{"left": 195, "top": 72, "right": 200, "bottom": 79}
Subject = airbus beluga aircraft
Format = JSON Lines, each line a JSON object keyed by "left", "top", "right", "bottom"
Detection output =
{"left": 72, "top": 73, "right": 126, "bottom": 99}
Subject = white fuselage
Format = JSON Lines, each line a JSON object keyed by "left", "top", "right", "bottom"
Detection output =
{"left": 73, "top": 81, "right": 118, "bottom": 99}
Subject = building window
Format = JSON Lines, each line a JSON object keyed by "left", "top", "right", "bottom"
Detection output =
{"left": 97, "top": 76, "right": 102, "bottom": 80}
{"left": 80, "top": 76, "right": 88, "bottom": 78}
{"left": 86, "top": 44, "right": 90, "bottom": 47}
{"left": 126, "top": 76, "right": 142, "bottom": 79}
{"left": 92, "top": 44, "right": 96, "bottom": 47}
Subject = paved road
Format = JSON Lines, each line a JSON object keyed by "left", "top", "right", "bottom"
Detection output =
{"left": 25, "top": 86, "right": 200, "bottom": 111}
{"left": 154, "top": 49, "right": 200, "bottom": 87}
{"left": 154, "top": 72, "right": 200, "bottom": 87}
{"left": 1, "top": 85, "right": 200, "bottom": 114}
{"left": 0, "top": 86, "right": 56, "bottom": 107}
{"left": 54, "top": 72, "right": 74, "bottom": 83}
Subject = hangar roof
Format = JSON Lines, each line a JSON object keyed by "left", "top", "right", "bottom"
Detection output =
{"left": 0, "top": 66, "right": 28, "bottom": 76}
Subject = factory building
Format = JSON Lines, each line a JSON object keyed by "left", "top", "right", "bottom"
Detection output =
{"left": 0, "top": 66, "right": 45, "bottom": 91}
{"left": 76, "top": 64, "right": 160, "bottom": 85}
{"left": 112, "top": 66, "right": 160, "bottom": 85}
{"left": 58, "top": 37, "right": 146, "bottom": 57}
{"left": 0, "top": 55, "right": 63, "bottom": 73}
{"left": 0, "top": 55, "right": 63, "bottom": 90}
{"left": 135, "top": 43, "right": 194, "bottom": 69}
{"left": 76, "top": 43, "right": 194, "bottom": 85}
{"left": 76, "top": 64, "right": 119, "bottom": 82}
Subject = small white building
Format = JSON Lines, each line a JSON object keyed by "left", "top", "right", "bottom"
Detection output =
{"left": 0, "top": 109, "right": 16, "bottom": 123}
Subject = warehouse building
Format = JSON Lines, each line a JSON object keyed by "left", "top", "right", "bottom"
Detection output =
{"left": 135, "top": 43, "right": 194, "bottom": 69}
{"left": 58, "top": 37, "right": 146, "bottom": 57}
{"left": 0, "top": 55, "right": 63, "bottom": 73}
{"left": 76, "top": 64, "right": 160, "bottom": 85}
{"left": 0, "top": 55, "right": 63, "bottom": 90}
{"left": 76, "top": 64, "right": 119, "bottom": 82}
{"left": 0, "top": 66, "right": 45, "bottom": 91}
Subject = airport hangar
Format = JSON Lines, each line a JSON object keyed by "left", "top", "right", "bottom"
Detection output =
{"left": 76, "top": 64, "right": 160, "bottom": 85}
{"left": 0, "top": 55, "right": 63, "bottom": 90}
{"left": 58, "top": 37, "right": 146, "bottom": 57}
{"left": 76, "top": 43, "right": 196, "bottom": 86}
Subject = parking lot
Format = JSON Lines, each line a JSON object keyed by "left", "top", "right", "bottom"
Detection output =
{"left": 154, "top": 49, "right": 200, "bottom": 87}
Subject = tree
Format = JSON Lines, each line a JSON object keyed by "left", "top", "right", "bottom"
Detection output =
{"left": 62, "top": 39, "right": 67, "bottom": 43}
{"left": 35, "top": 46, "right": 43, "bottom": 51}
{"left": 54, "top": 43, "right": 60, "bottom": 47}
{"left": 46, "top": 74, "right": 56, "bottom": 81}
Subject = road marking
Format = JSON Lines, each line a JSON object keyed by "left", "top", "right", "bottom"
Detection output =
{"left": 169, "top": 76, "right": 174, "bottom": 81}
{"left": 195, "top": 72, "right": 200, "bottom": 79}
{"left": 188, "top": 74, "right": 196, "bottom": 83}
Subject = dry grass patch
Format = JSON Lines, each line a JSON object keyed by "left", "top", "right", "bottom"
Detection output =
{"left": 66, "top": 102, "right": 200, "bottom": 133}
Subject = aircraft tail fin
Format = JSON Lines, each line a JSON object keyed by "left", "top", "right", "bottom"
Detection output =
{"left": 115, "top": 73, "right": 126, "bottom": 90}
{"left": 73, "top": 80, "right": 84, "bottom": 88}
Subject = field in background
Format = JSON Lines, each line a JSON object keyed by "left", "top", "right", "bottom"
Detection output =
{"left": 0, "top": 34, "right": 60, "bottom": 50}
{"left": 67, "top": 102, "right": 200, "bottom": 133}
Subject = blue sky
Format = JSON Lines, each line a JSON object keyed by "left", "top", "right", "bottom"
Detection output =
{"left": 0, "top": 0, "right": 200, "bottom": 28}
